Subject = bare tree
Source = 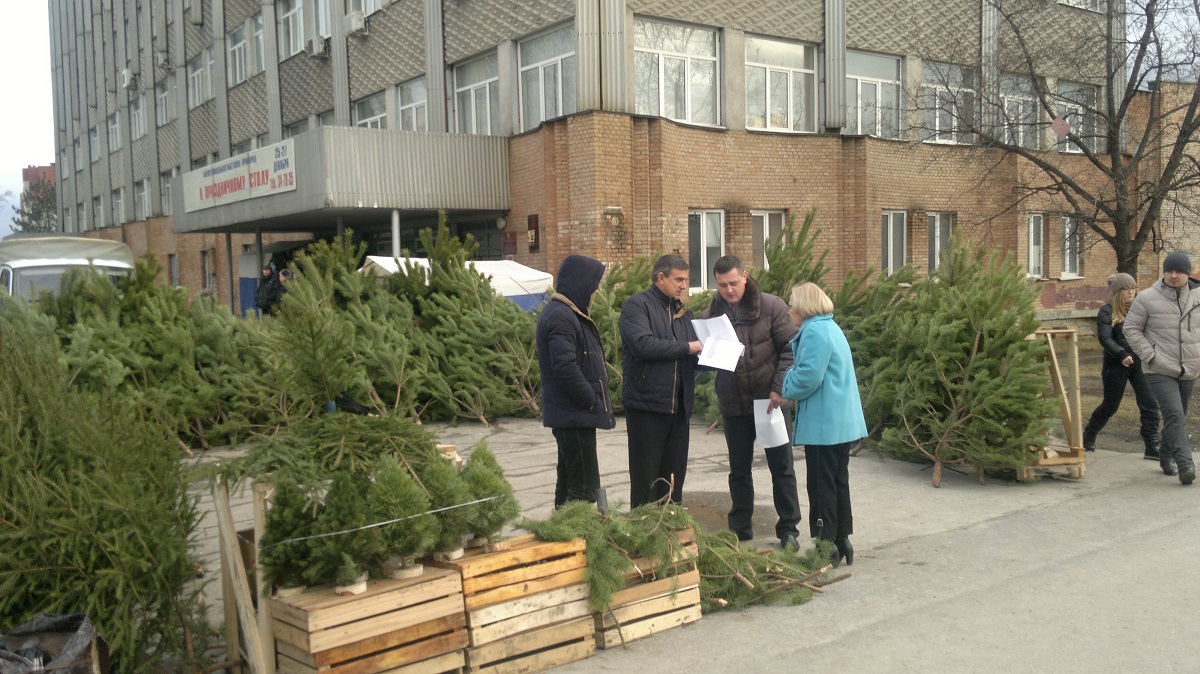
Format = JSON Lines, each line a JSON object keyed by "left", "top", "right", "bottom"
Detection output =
{"left": 914, "top": 0, "right": 1200, "bottom": 275}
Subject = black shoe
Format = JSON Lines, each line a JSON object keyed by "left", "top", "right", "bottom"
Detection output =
{"left": 1145, "top": 443, "right": 1161, "bottom": 460}
{"left": 1162, "top": 459, "right": 1178, "bottom": 476}
{"left": 1181, "top": 468, "right": 1196, "bottom": 485}
{"left": 834, "top": 538, "right": 855, "bottom": 566}
{"left": 780, "top": 535, "right": 800, "bottom": 553}
{"left": 734, "top": 530, "right": 753, "bottom": 542}
{"left": 824, "top": 541, "right": 840, "bottom": 568}
{"left": 1082, "top": 429, "right": 1097, "bottom": 452}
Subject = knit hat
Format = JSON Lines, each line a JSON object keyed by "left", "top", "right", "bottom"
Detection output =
{"left": 1106, "top": 273, "right": 1137, "bottom": 295}
{"left": 1164, "top": 251, "right": 1192, "bottom": 275}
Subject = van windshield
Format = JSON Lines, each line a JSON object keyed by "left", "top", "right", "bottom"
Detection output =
{"left": 10, "top": 265, "right": 131, "bottom": 300}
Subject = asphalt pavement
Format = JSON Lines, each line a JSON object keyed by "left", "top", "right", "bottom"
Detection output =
{"left": 435, "top": 416, "right": 1200, "bottom": 674}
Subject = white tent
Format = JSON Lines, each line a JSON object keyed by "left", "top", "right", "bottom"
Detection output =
{"left": 359, "top": 256, "right": 553, "bottom": 310}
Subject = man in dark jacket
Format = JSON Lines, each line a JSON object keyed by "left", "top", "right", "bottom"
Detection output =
{"left": 255, "top": 265, "right": 280, "bottom": 315}
{"left": 702, "top": 255, "right": 802, "bottom": 550}
{"left": 536, "top": 255, "right": 616, "bottom": 507}
{"left": 619, "top": 255, "right": 702, "bottom": 507}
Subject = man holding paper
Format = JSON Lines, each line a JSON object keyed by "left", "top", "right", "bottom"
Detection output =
{"left": 619, "top": 255, "right": 703, "bottom": 507}
{"left": 701, "top": 255, "right": 803, "bottom": 551}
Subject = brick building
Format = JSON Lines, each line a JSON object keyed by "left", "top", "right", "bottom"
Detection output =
{"left": 48, "top": 0, "right": 1179, "bottom": 314}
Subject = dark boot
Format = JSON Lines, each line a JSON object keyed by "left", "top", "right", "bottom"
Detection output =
{"left": 1082, "top": 425, "right": 1098, "bottom": 452}
{"left": 834, "top": 538, "right": 855, "bottom": 566}
{"left": 1144, "top": 441, "right": 1161, "bottom": 461}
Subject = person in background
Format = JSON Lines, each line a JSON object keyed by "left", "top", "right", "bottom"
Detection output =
{"left": 701, "top": 255, "right": 802, "bottom": 552}
{"left": 1124, "top": 252, "right": 1200, "bottom": 484}
{"left": 619, "top": 255, "right": 702, "bottom": 507}
{"left": 536, "top": 255, "right": 616, "bottom": 507}
{"left": 255, "top": 264, "right": 280, "bottom": 316}
{"left": 782, "top": 283, "right": 867, "bottom": 567}
{"left": 1081, "top": 273, "right": 1160, "bottom": 459}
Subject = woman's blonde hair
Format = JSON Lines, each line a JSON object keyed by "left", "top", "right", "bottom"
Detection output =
{"left": 789, "top": 282, "right": 835, "bottom": 319}
{"left": 1110, "top": 287, "right": 1133, "bottom": 324}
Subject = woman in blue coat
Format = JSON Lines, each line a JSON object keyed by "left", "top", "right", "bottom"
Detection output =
{"left": 782, "top": 283, "right": 868, "bottom": 567}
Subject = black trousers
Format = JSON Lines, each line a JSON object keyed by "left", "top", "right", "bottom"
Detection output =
{"left": 804, "top": 442, "right": 854, "bottom": 541}
{"left": 723, "top": 414, "right": 802, "bottom": 540}
{"left": 552, "top": 427, "right": 600, "bottom": 507}
{"left": 626, "top": 407, "right": 690, "bottom": 507}
{"left": 1083, "top": 362, "right": 1160, "bottom": 448}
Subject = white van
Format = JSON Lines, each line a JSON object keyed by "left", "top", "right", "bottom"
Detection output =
{"left": 0, "top": 236, "right": 136, "bottom": 300}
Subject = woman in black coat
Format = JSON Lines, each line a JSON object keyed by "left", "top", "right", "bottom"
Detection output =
{"left": 535, "top": 255, "right": 615, "bottom": 507}
{"left": 1082, "top": 273, "right": 1160, "bottom": 459}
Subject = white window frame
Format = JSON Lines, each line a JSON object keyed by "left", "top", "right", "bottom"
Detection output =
{"left": 1054, "top": 82, "right": 1100, "bottom": 154}
{"left": 130, "top": 95, "right": 146, "bottom": 140}
{"left": 92, "top": 196, "right": 103, "bottom": 229}
{"left": 231, "top": 139, "right": 252, "bottom": 155}
{"left": 156, "top": 77, "right": 176, "bottom": 126}
{"left": 399, "top": 78, "right": 427, "bottom": 132}
{"left": 518, "top": 24, "right": 577, "bottom": 132}
{"left": 168, "top": 253, "right": 180, "bottom": 286}
{"left": 284, "top": 119, "right": 309, "bottom": 137}
{"left": 928, "top": 212, "right": 952, "bottom": 272}
{"left": 353, "top": 0, "right": 382, "bottom": 15}
{"left": 1061, "top": 216, "right": 1081, "bottom": 277}
{"left": 161, "top": 169, "right": 175, "bottom": 216}
{"left": 187, "top": 49, "right": 213, "bottom": 109}
{"left": 227, "top": 24, "right": 247, "bottom": 86}
{"left": 111, "top": 188, "right": 125, "bottom": 225}
{"left": 135, "top": 179, "right": 149, "bottom": 220}
{"left": 744, "top": 36, "right": 817, "bottom": 133}
{"left": 844, "top": 51, "right": 902, "bottom": 138}
{"left": 455, "top": 53, "right": 500, "bottom": 135}
{"left": 751, "top": 210, "right": 786, "bottom": 270}
{"left": 202, "top": 249, "right": 216, "bottom": 291}
{"left": 882, "top": 210, "right": 907, "bottom": 275}
{"left": 63, "top": 208, "right": 73, "bottom": 233}
{"left": 314, "top": 0, "right": 332, "bottom": 38}
{"left": 88, "top": 127, "right": 99, "bottom": 160}
{"left": 1059, "top": 0, "right": 1102, "bottom": 11}
{"left": 688, "top": 209, "right": 725, "bottom": 291}
{"left": 252, "top": 14, "right": 265, "bottom": 74}
{"left": 107, "top": 114, "right": 121, "bottom": 151}
{"left": 353, "top": 90, "right": 387, "bottom": 128}
{"left": 278, "top": 0, "right": 304, "bottom": 59}
{"left": 633, "top": 18, "right": 720, "bottom": 126}
{"left": 73, "top": 138, "right": 83, "bottom": 169}
{"left": 1027, "top": 213, "right": 1044, "bottom": 277}
{"left": 920, "top": 62, "right": 976, "bottom": 144}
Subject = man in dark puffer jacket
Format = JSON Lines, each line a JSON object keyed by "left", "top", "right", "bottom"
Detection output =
{"left": 702, "top": 255, "right": 802, "bottom": 551}
{"left": 536, "top": 255, "right": 616, "bottom": 507}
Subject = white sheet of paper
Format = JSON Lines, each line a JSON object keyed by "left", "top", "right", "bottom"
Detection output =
{"left": 753, "top": 399, "right": 790, "bottom": 449}
{"left": 692, "top": 314, "right": 744, "bottom": 372}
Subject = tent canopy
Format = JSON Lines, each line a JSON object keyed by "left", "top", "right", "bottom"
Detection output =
{"left": 359, "top": 256, "right": 553, "bottom": 310}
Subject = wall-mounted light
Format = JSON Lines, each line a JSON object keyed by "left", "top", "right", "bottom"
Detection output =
{"left": 496, "top": 216, "right": 507, "bottom": 230}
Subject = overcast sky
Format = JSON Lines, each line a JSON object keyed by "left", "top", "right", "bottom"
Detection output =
{"left": 0, "top": 5, "right": 54, "bottom": 238}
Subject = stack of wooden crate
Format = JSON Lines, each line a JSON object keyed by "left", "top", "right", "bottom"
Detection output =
{"left": 430, "top": 534, "right": 596, "bottom": 673}
{"left": 594, "top": 527, "right": 703, "bottom": 650}
{"left": 269, "top": 566, "right": 468, "bottom": 674}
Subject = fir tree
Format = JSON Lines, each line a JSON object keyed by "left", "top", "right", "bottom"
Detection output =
{"left": 305, "top": 472, "right": 386, "bottom": 586}
{"left": 871, "top": 237, "right": 1055, "bottom": 485}
{"left": 460, "top": 443, "right": 521, "bottom": 546}
{"left": 369, "top": 456, "right": 439, "bottom": 562}
{"left": 419, "top": 457, "right": 475, "bottom": 553}
{"left": 259, "top": 476, "right": 319, "bottom": 592}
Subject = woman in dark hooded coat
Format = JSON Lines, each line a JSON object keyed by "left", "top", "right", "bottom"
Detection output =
{"left": 535, "top": 254, "right": 616, "bottom": 507}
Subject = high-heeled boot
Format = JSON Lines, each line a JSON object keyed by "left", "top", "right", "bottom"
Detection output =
{"left": 834, "top": 538, "right": 854, "bottom": 566}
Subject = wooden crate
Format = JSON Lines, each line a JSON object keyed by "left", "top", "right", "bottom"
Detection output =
{"left": 430, "top": 534, "right": 594, "bottom": 673}
{"left": 594, "top": 528, "right": 702, "bottom": 650}
{"left": 270, "top": 567, "right": 467, "bottom": 674}
{"left": 428, "top": 534, "right": 587, "bottom": 611}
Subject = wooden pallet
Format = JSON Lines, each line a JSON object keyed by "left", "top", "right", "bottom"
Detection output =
{"left": 594, "top": 527, "right": 702, "bottom": 650}
{"left": 428, "top": 534, "right": 587, "bottom": 610}
{"left": 270, "top": 567, "right": 467, "bottom": 674}
{"left": 429, "top": 534, "right": 594, "bottom": 673}
{"left": 595, "top": 567, "right": 702, "bottom": 649}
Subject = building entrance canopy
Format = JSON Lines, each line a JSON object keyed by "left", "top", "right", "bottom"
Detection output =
{"left": 172, "top": 127, "right": 509, "bottom": 235}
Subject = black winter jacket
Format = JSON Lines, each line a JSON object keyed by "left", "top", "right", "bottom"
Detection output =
{"left": 700, "top": 278, "right": 797, "bottom": 417}
{"left": 1096, "top": 303, "right": 1142, "bottom": 369}
{"left": 619, "top": 285, "right": 698, "bottom": 415}
{"left": 536, "top": 256, "right": 616, "bottom": 429}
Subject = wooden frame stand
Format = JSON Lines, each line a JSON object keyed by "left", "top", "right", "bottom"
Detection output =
{"left": 1022, "top": 327, "right": 1086, "bottom": 480}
